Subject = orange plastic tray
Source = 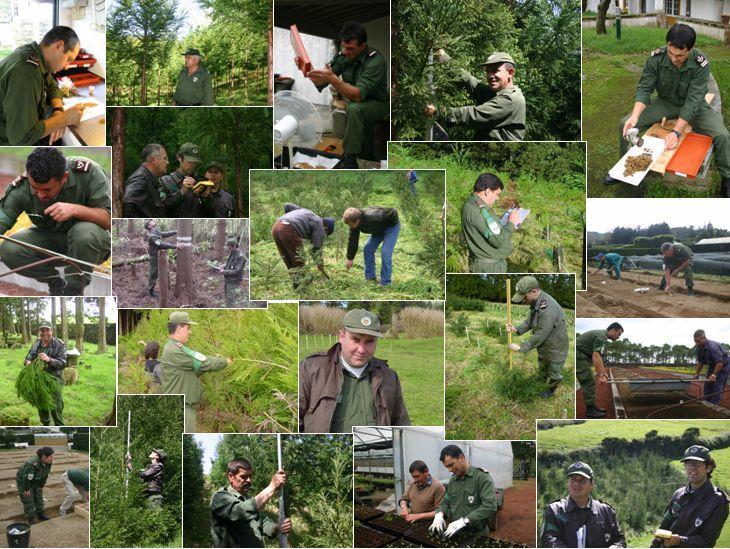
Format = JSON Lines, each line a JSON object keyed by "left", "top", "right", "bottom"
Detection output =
{"left": 290, "top": 24, "right": 311, "bottom": 76}
{"left": 665, "top": 132, "right": 713, "bottom": 178}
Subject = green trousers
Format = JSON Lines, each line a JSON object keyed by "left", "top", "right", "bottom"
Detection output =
{"left": 469, "top": 257, "right": 507, "bottom": 273}
{"left": 224, "top": 280, "right": 242, "bottom": 307}
{"left": 0, "top": 221, "right": 110, "bottom": 293}
{"left": 38, "top": 378, "right": 64, "bottom": 426}
{"left": 576, "top": 356, "right": 596, "bottom": 407}
{"left": 148, "top": 252, "right": 159, "bottom": 292}
{"left": 18, "top": 485, "right": 44, "bottom": 517}
{"left": 538, "top": 358, "right": 564, "bottom": 391}
{"left": 659, "top": 263, "right": 694, "bottom": 290}
{"left": 343, "top": 100, "right": 388, "bottom": 158}
{"left": 147, "top": 493, "right": 163, "bottom": 510}
{"left": 619, "top": 98, "right": 730, "bottom": 178}
{"left": 185, "top": 403, "right": 197, "bottom": 433}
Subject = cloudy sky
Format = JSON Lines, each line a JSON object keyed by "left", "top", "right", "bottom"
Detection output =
{"left": 576, "top": 318, "right": 730, "bottom": 347}
{"left": 587, "top": 199, "right": 730, "bottom": 233}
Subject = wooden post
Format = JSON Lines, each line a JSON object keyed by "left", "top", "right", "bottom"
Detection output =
{"left": 507, "top": 278, "right": 513, "bottom": 370}
{"left": 465, "top": 326, "right": 470, "bottom": 345}
{"left": 159, "top": 250, "right": 169, "bottom": 307}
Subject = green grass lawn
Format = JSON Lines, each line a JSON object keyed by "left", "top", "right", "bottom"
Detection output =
{"left": 0, "top": 340, "right": 116, "bottom": 426}
{"left": 446, "top": 303, "right": 575, "bottom": 440}
{"left": 299, "top": 335, "right": 444, "bottom": 426}
{"left": 537, "top": 420, "right": 730, "bottom": 452}
{"left": 583, "top": 26, "right": 727, "bottom": 197}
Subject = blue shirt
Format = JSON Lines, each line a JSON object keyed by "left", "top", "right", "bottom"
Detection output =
{"left": 696, "top": 340, "right": 729, "bottom": 370}
{"left": 599, "top": 253, "right": 623, "bottom": 268}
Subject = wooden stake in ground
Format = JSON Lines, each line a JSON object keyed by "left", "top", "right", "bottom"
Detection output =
{"left": 277, "top": 434, "right": 289, "bottom": 548}
{"left": 507, "top": 279, "right": 513, "bottom": 370}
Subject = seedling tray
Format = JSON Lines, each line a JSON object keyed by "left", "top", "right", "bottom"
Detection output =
{"left": 370, "top": 514, "right": 424, "bottom": 537}
{"left": 355, "top": 504, "right": 385, "bottom": 522}
{"left": 355, "top": 525, "right": 397, "bottom": 548}
{"left": 665, "top": 132, "right": 713, "bottom": 179}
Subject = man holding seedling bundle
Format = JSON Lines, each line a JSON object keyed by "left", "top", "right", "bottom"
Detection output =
{"left": 426, "top": 50, "right": 526, "bottom": 141}
{"left": 210, "top": 458, "right": 292, "bottom": 547}
{"left": 24, "top": 323, "right": 67, "bottom": 425}
{"left": 160, "top": 311, "right": 231, "bottom": 432}
{"left": 430, "top": 445, "right": 497, "bottom": 539}
{"left": 576, "top": 322, "right": 624, "bottom": 418}
{"left": 693, "top": 329, "right": 730, "bottom": 405}
{"left": 506, "top": 276, "right": 569, "bottom": 399}
{"left": 299, "top": 308, "right": 411, "bottom": 432}
{"left": 540, "top": 461, "right": 625, "bottom": 548}
{"left": 660, "top": 242, "right": 695, "bottom": 296}
{"left": 461, "top": 173, "right": 520, "bottom": 273}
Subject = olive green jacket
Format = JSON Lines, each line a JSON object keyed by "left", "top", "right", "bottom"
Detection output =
{"left": 160, "top": 338, "right": 228, "bottom": 406}
{"left": 16, "top": 455, "right": 51, "bottom": 491}
{"left": 461, "top": 193, "right": 515, "bottom": 261}
{"left": 515, "top": 291, "right": 569, "bottom": 363}
{"left": 576, "top": 329, "right": 607, "bottom": 361}
{"left": 210, "top": 485, "right": 276, "bottom": 548}
{"left": 320, "top": 47, "right": 388, "bottom": 103}
{"left": 437, "top": 466, "right": 497, "bottom": 532}
{"left": 174, "top": 66, "right": 213, "bottom": 106}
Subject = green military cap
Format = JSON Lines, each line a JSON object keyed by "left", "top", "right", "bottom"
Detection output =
{"left": 342, "top": 309, "right": 382, "bottom": 337}
{"left": 39, "top": 322, "right": 53, "bottom": 330}
{"left": 206, "top": 161, "right": 225, "bottom": 172}
{"left": 178, "top": 142, "right": 202, "bottom": 163}
{"left": 182, "top": 48, "right": 201, "bottom": 56}
{"left": 152, "top": 448, "right": 167, "bottom": 462}
{"left": 226, "top": 237, "right": 237, "bottom": 246}
{"left": 480, "top": 52, "right": 515, "bottom": 67}
{"left": 168, "top": 311, "right": 198, "bottom": 325}
{"left": 512, "top": 276, "right": 539, "bottom": 303}
{"left": 566, "top": 461, "right": 594, "bottom": 479}
{"left": 681, "top": 445, "right": 711, "bottom": 462}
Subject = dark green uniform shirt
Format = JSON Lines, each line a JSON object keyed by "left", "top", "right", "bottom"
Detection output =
{"left": 636, "top": 47, "right": 710, "bottom": 122}
{"left": 210, "top": 485, "right": 276, "bottom": 548}
{"left": 576, "top": 329, "right": 607, "bottom": 359}
{"left": 67, "top": 468, "right": 89, "bottom": 491}
{"left": 437, "top": 466, "right": 498, "bottom": 532}
{"left": 0, "top": 41, "right": 62, "bottom": 145}
{"left": 443, "top": 69, "right": 526, "bottom": 141}
{"left": 159, "top": 337, "right": 227, "bottom": 406}
{"left": 323, "top": 47, "right": 388, "bottom": 103}
{"left": 664, "top": 242, "right": 693, "bottom": 271}
{"left": 16, "top": 455, "right": 51, "bottom": 491}
{"left": 515, "top": 291, "right": 569, "bottom": 363}
{"left": 0, "top": 156, "right": 110, "bottom": 233}
{"left": 461, "top": 193, "right": 515, "bottom": 261}
{"left": 174, "top": 66, "right": 213, "bottom": 106}
{"left": 329, "top": 363, "right": 378, "bottom": 433}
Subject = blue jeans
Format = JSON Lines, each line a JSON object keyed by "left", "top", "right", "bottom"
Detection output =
{"left": 363, "top": 222, "right": 400, "bottom": 285}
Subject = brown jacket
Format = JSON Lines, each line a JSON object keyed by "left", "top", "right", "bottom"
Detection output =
{"left": 299, "top": 342, "right": 411, "bottom": 432}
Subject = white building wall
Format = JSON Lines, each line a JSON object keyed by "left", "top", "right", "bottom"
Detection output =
{"left": 690, "top": 0, "right": 723, "bottom": 21}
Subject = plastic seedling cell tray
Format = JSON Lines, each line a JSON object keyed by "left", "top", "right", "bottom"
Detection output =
{"left": 355, "top": 525, "right": 398, "bottom": 548}
{"left": 370, "top": 514, "right": 424, "bottom": 537}
{"left": 354, "top": 504, "right": 385, "bottom": 522}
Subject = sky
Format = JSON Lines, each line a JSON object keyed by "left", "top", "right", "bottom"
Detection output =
{"left": 587, "top": 199, "right": 730, "bottom": 233}
{"left": 193, "top": 433, "right": 222, "bottom": 475}
{"left": 178, "top": 0, "right": 209, "bottom": 36}
{"left": 576, "top": 318, "right": 730, "bottom": 347}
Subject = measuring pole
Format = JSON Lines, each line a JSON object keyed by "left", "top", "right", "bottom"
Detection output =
{"left": 507, "top": 279, "right": 513, "bottom": 370}
{"left": 277, "top": 434, "right": 288, "bottom": 548}
{"left": 125, "top": 410, "right": 131, "bottom": 497}
{"left": 427, "top": 48, "right": 434, "bottom": 140}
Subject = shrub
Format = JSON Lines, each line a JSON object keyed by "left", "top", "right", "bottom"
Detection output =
{"left": 446, "top": 296, "right": 484, "bottom": 312}
{"left": 389, "top": 307, "right": 444, "bottom": 339}
{"left": 448, "top": 313, "right": 470, "bottom": 337}
{"left": 494, "top": 367, "right": 547, "bottom": 403}
{"left": 299, "top": 305, "right": 346, "bottom": 336}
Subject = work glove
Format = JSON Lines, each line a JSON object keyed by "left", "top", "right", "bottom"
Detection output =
{"left": 508, "top": 343, "right": 520, "bottom": 352}
{"left": 444, "top": 517, "right": 467, "bottom": 539}
{"left": 435, "top": 48, "right": 452, "bottom": 64}
{"left": 429, "top": 511, "right": 446, "bottom": 534}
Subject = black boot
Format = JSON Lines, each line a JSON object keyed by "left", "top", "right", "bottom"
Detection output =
{"left": 539, "top": 389, "right": 555, "bottom": 398}
{"left": 687, "top": 286, "right": 695, "bottom": 297}
{"left": 37, "top": 513, "right": 50, "bottom": 521}
{"left": 47, "top": 277, "right": 66, "bottom": 296}
{"left": 586, "top": 405, "right": 606, "bottom": 418}
{"left": 148, "top": 289, "right": 159, "bottom": 297}
{"left": 337, "top": 154, "right": 359, "bottom": 169}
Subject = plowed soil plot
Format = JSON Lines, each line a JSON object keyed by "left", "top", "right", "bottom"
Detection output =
{"left": 494, "top": 479, "right": 536, "bottom": 547}
{"left": 577, "top": 271, "right": 730, "bottom": 317}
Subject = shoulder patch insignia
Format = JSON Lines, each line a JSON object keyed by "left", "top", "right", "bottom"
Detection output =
{"left": 539, "top": 300, "right": 548, "bottom": 310}
{"left": 488, "top": 219, "right": 502, "bottom": 235}
{"left": 697, "top": 55, "right": 708, "bottom": 67}
{"left": 651, "top": 47, "right": 665, "bottom": 57}
{"left": 10, "top": 172, "right": 27, "bottom": 187}
{"left": 73, "top": 160, "right": 91, "bottom": 173}
{"left": 175, "top": 342, "right": 183, "bottom": 349}
{"left": 193, "top": 351, "right": 206, "bottom": 361}
{"left": 368, "top": 50, "right": 377, "bottom": 57}
{"left": 26, "top": 55, "right": 39, "bottom": 66}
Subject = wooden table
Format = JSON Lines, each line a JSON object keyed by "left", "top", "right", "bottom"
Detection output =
{"left": 65, "top": 82, "right": 106, "bottom": 146}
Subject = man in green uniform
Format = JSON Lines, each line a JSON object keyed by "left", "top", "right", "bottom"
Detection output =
{"left": 160, "top": 311, "right": 231, "bottom": 432}
{"left": 24, "top": 323, "right": 67, "bottom": 425}
{"left": 60, "top": 467, "right": 89, "bottom": 515}
{"left": 0, "top": 26, "right": 88, "bottom": 145}
{"left": 659, "top": 241, "right": 694, "bottom": 296}
{"left": 15, "top": 447, "right": 54, "bottom": 524}
{"left": 0, "top": 147, "right": 111, "bottom": 295}
{"left": 430, "top": 445, "right": 497, "bottom": 539}
{"left": 576, "top": 322, "right": 624, "bottom": 419}
{"left": 307, "top": 22, "right": 388, "bottom": 168}
{"left": 123, "top": 144, "right": 170, "bottom": 218}
{"left": 461, "top": 173, "right": 520, "bottom": 272}
{"left": 299, "top": 309, "right": 411, "bottom": 432}
{"left": 201, "top": 161, "right": 234, "bottom": 218}
{"left": 219, "top": 237, "right": 245, "bottom": 307}
{"left": 145, "top": 219, "right": 177, "bottom": 298}
{"left": 507, "top": 276, "right": 570, "bottom": 398}
{"left": 173, "top": 48, "right": 213, "bottom": 106}
{"left": 426, "top": 51, "right": 526, "bottom": 141}
{"left": 613, "top": 24, "right": 730, "bottom": 196}
{"left": 210, "top": 458, "right": 292, "bottom": 547}
{"left": 160, "top": 142, "right": 208, "bottom": 218}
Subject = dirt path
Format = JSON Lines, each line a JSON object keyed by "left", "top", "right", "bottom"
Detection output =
{"left": 493, "top": 478, "right": 536, "bottom": 546}
{"left": 578, "top": 271, "right": 730, "bottom": 317}
{"left": 0, "top": 513, "right": 88, "bottom": 548}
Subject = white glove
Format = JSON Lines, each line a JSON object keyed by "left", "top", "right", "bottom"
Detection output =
{"left": 444, "top": 517, "right": 467, "bottom": 539}
{"left": 429, "top": 511, "right": 446, "bottom": 534}
{"left": 508, "top": 343, "right": 521, "bottom": 352}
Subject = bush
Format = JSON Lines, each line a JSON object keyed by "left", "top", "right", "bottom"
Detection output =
{"left": 388, "top": 307, "right": 444, "bottom": 339}
{"left": 448, "top": 313, "right": 470, "bottom": 337}
{"left": 494, "top": 366, "right": 547, "bottom": 403}
{"left": 72, "top": 431, "right": 89, "bottom": 451}
{"left": 299, "top": 305, "right": 346, "bottom": 336}
{"left": 446, "top": 296, "right": 485, "bottom": 312}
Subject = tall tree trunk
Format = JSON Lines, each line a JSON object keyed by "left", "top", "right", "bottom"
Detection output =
{"left": 174, "top": 219, "right": 195, "bottom": 305}
{"left": 127, "top": 219, "right": 135, "bottom": 234}
{"left": 61, "top": 297, "right": 68, "bottom": 342}
{"left": 97, "top": 297, "right": 107, "bottom": 353}
{"left": 111, "top": 107, "right": 126, "bottom": 216}
{"left": 26, "top": 300, "right": 32, "bottom": 341}
{"left": 159, "top": 250, "right": 169, "bottom": 307}
{"left": 157, "top": 64, "right": 161, "bottom": 105}
{"left": 51, "top": 298, "right": 57, "bottom": 332}
{"left": 214, "top": 220, "right": 226, "bottom": 261}
{"left": 140, "top": 49, "right": 148, "bottom": 105}
{"left": 267, "top": 9, "right": 273, "bottom": 105}
{"left": 75, "top": 297, "right": 85, "bottom": 352}
{"left": 19, "top": 299, "right": 28, "bottom": 344}
{"left": 1, "top": 301, "right": 6, "bottom": 341}
{"left": 597, "top": 0, "right": 610, "bottom": 33}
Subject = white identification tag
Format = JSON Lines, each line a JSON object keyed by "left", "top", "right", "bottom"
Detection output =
{"left": 488, "top": 220, "right": 501, "bottom": 235}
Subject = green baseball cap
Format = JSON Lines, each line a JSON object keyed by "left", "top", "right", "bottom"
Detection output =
{"left": 168, "top": 311, "right": 198, "bottom": 325}
{"left": 480, "top": 52, "right": 515, "bottom": 67}
{"left": 681, "top": 445, "right": 711, "bottom": 462}
{"left": 39, "top": 322, "right": 53, "bottom": 330}
{"left": 512, "top": 276, "right": 539, "bottom": 303}
{"left": 182, "top": 48, "right": 201, "bottom": 56}
{"left": 342, "top": 309, "right": 382, "bottom": 337}
{"left": 152, "top": 448, "right": 167, "bottom": 462}
{"left": 566, "top": 461, "right": 594, "bottom": 479}
{"left": 178, "top": 142, "right": 202, "bottom": 163}
{"left": 226, "top": 237, "right": 238, "bottom": 246}
{"left": 206, "top": 161, "right": 225, "bottom": 172}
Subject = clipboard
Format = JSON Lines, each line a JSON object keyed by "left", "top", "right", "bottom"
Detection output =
{"left": 290, "top": 24, "right": 312, "bottom": 76}
{"left": 500, "top": 208, "right": 530, "bottom": 228}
